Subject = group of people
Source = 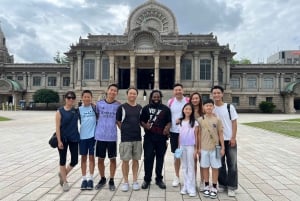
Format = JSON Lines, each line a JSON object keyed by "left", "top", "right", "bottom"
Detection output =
{"left": 55, "top": 83, "right": 238, "bottom": 199}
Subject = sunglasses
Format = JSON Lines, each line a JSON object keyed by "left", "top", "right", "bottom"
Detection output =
{"left": 66, "top": 96, "right": 75, "bottom": 100}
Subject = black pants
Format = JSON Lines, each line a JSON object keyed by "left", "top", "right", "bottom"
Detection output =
{"left": 218, "top": 141, "right": 238, "bottom": 190}
{"left": 143, "top": 135, "right": 167, "bottom": 182}
{"left": 58, "top": 141, "right": 78, "bottom": 167}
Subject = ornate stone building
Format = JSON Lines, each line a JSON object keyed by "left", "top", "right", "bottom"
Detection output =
{"left": 1, "top": 0, "right": 300, "bottom": 112}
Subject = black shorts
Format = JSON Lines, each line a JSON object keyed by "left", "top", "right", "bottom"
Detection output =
{"left": 170, "top": 132, "right": 179, "bottom": 153}
{"left": 96, "top": 140, "right": 117, "bottom": 159}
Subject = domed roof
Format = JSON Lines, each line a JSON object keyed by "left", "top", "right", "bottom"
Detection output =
{"left": 125, "top": 0, "right": 178, "bottom": 35}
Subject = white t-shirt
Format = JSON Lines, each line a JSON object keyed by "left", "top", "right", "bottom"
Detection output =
{"left": 213, "top": 103, "right": 238, "bottom": 140}
{"left": 168, "top": 97, "right": 189, "bottom": 133}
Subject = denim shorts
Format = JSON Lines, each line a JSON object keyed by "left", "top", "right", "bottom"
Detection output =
{"left": 200, "top": 149, "right": 221, "bottom": 169}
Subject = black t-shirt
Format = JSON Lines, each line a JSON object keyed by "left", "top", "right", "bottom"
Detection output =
{"left": 140, "top": 103, "right": 171, "bottom": 140}
{"left": 116, "top": 103, "right": 142, "bottom": 142}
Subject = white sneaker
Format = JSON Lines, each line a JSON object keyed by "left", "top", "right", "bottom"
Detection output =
{"left": 210, "top": 187, "right": 218, "bottom": 199}
{"left": 228, "top": 190, "right": 236, "bottom": 197}
{"left": 203, "top": 186, "right": 210, "bottom": 197}
{"left": 189, "top": 192, "right": 196, "bottom": 197}
{"left": 62, "top": 182, "right": 70, "bottom": 192}
{"left": 172, "top": 177, "right": 180, "bottom": 187}
{"left": 180, "top": 186, "right": 187, "bottom": 195}
{"left": 121, "top": 183, "right": 129, "bottom": 192}
{"left": 132, "top": 182, "right": 140, "bottom": 191}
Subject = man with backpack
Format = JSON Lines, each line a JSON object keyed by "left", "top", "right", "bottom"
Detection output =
{"left": 211, "top": 85, "right": 238, "bottom": 197}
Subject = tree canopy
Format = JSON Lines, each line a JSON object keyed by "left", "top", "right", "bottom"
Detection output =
{"left": 53, "top": 51, "right": 69, "bottom": 64}
{"left": 33, "top": 89, "right": 59, "bottom": 108}
{"left": 231, "top": 58, "right": 251, "bottom": 64}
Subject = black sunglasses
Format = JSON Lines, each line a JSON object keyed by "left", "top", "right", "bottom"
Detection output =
{"left": 66, "top": 96, "right": 75, "bottom": 100}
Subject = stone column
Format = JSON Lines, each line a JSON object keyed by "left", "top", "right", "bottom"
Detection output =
{"left": 293, "top": 73, "right": 297, "bottom": 82}
{"left": 77, "top": 52, "right": 82, "bottom": 87}
{"left": 275, "top": 73, "right": 280, "bottom": 91}
{"left": 280, "top": 73, "right": 285, "bottom": 91}
{"left": 42, "top": 72, "right": 46, "bottom": 88}
{"left": 23, "top": 72, "right": 27, "bottom": 88}
{"left": 154, "top": 52, "right": 160, "bottom": 89}
{"left": 69, "top": 59, "right": 74, "bottom": 88}
{"left": 95, "top": 51, "right": 101, "bottom": 82}
{"left": 12, "top": 72, "right": 16, "bottom": 80}
{"left": 258, "top": 73, "right": 263, "bottom": 91}
{"left": 27, "top": 72, "right": 31, "bottom": 90}
{"left": 57, "top": 72, "right": 61, "bottom": 89}
{"left": 226, "top": 59, "right": 231, "bottom": 89}
{"left": 130, "top": 52, "right": 136, "bottom": 87}
{"left": 115, "top": 58, "right": 119, "bottom": 86}
{"left": 213, "top": 51, "right": 219, "bottom": 86}
{"left": 242, "top": 73, "right": 246, "bottom": 91}
{"left": 193, "top": 51, "right": 199, "bottom": 87}
{"left": 175, "top": 51, "right": 182, "bottom": 84}
{"left": 109, "top": 54, "right": 115, "bottom": 84}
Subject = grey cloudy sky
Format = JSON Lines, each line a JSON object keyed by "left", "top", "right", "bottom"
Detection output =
{"left": 0, "top": 0, "right": 299, "bottom": 63}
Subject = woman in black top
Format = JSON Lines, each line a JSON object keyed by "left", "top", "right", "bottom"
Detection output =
{"left": 56, "top": 91, "right": 80, "bottom": 192}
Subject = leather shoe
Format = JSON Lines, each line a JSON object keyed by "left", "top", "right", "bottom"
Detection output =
{"left": 141, "top": 181, "right": 150, "bottom": 189}
{"left": 155, "top": 180, "right": 166, "bottom": 189}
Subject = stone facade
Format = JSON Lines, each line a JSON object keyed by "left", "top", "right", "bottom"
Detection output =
{"left": 0, "top": 0, "right": 300, "bottom": 113}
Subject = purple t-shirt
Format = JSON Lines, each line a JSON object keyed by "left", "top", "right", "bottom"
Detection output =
{"left": 95, "top": 99, "right": 121, "bottom": 141}
{"left": 179, "top": 120, "right": 198, "bottom": 146}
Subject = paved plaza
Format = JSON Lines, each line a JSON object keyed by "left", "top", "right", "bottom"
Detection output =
{"left": 0, "top": 111, "right": 300, "bottom": 201}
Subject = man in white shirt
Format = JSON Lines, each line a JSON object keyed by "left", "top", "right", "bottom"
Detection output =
{"left": 211, "top": 85, "right": 238, "bottom": 197}
{"left": 168, "top": 83, "right": 189, "bottom": 187}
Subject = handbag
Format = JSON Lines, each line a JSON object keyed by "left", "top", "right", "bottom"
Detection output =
{"left": 49, "top": 132, "right": 58, "bottom": 148}
{"left": 49, "top": 107, "right": 77, "bottom": 148}
{"left": 174, "top": 148, "right": 183, "bottom": 159}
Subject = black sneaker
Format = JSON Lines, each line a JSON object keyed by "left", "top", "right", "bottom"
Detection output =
{"left": 86, "top": 180, "right": 93, "bottom": 190}
{"left": 95, "top": 177, "right": 106, "bottom": 190}
{"left": 108, "top": 180, "right": 116, "bottom": 191}
{"left": 81, "top": 180, "right": 88, "bottom": 190}
{"left": 155, "top": 180, "right": 166, "bottom": 189}
{"left": 141, "top": 181, "right": 150, "bottom": 189}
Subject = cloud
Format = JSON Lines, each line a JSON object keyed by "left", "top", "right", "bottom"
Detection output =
{"left": 0, "top": 0, "right": 299, "bottom": 63}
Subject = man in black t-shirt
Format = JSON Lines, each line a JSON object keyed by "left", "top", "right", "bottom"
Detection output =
{"left": 116, "top": 87, "right": 142, "bottom": 192}
{"left": 140, "top": 90, "right": 171, "bottom": 189}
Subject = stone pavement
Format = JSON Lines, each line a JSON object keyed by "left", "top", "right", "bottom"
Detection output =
{"left": 0, "top": 111, "right": 300, "bottom": 201}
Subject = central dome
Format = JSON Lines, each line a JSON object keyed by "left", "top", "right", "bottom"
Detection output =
{"left": 125, "top": 0, "right": 178, "bottom": 35}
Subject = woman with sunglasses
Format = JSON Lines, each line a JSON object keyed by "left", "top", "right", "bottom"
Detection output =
{"left": 56, "top": 91, "right": 80, "bottom": 192}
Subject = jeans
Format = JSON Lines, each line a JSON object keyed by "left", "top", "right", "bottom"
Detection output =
{"left": 143, "top": 135, "right": 167, "bottom": 182}
{"left": 218, "top": 141, "right": 238, "bottom": 190}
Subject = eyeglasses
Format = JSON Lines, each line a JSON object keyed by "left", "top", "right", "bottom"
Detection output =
{"left": 66, "top": 96, "right": 75, "bottom": 100}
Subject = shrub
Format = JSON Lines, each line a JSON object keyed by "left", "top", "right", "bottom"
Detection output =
{"left": 259, "top": 101, "right": 276, "bottom": 113}
{"left": 33, "top": 89, "right": 59, "bottom": 108}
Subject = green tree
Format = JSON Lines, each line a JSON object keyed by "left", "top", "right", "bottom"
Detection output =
{"left": 53, "top": 51, "right": 69, "bottom": 64}
{"left": 33, "top": 89, "right": 59, "bottom": 108}
{"left": 259, "top": 101, "right": 276, "bottom": 113}
{"left": 231, "top": 57, "right": 252, "bottom": 64}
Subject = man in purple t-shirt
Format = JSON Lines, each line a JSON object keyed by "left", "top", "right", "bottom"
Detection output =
{"left": 94, "top": 84, "right": 120, "bottom": 191}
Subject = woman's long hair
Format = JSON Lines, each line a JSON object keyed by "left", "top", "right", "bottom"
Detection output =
{"left": 189, "top": 92, "right": 204, "bottom": 117}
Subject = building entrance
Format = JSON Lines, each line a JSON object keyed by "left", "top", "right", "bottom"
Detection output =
{"left": 137, "top": 68, "right": 154, "bottom": 89}
{"left": 159, "top": 69, "right": 174, "bottom": 89}
{"left": 118, "top": 69, "right": 130, "bottom": 89}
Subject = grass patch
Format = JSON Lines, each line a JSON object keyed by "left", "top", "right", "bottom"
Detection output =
{"left": 0, "top": 116, "right": 11, "bottom": 121}
{"left": 243, "top": 118, "right": 300, "bottom": 138}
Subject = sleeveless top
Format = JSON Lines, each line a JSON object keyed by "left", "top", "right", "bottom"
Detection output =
{"left": 59, "top": 107, "right": 80, "bottom": 142}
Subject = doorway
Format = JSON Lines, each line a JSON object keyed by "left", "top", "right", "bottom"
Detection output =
{"left": 118, "top": 69, "right": 130, "bottom": 89}
{"left": 137, "top": 69, "right": 154, "bottom": 89}
{"left": 159, "top": 69, "right": 174, "bottom": 89}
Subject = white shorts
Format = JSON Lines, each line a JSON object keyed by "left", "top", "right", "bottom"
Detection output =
{"left": 200, "top": 149, "right": 221, "bottom": 169}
